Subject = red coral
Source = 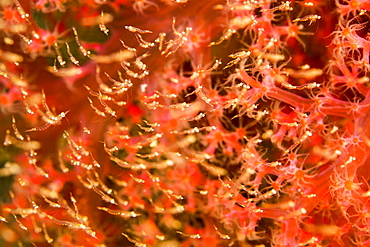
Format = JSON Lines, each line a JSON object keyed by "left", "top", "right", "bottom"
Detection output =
{"left": 1, "top": 0, "right": 370, "bottom": 246}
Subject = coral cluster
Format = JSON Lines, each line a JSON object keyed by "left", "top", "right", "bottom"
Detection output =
{"left": 1, "top": 0, "right": 370, "bottom": 246}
